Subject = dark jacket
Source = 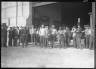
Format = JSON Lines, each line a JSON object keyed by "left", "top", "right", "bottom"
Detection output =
{"left": 12, "top": 29, "right": 15, "bottom": 39}
{"left": 9, "top": 29, "right": 13, "bottom": 38}
{"left": 76, "top": 28, "right": 82, "bottom": 38}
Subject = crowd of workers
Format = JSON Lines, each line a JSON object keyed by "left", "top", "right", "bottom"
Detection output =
{"left": 1, "top": 23, "right": 95, "bottom": 50}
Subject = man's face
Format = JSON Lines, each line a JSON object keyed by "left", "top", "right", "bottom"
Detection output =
{"left": 42, "top": 25, "right": 44, "bottom": 28}
{"left": 52, "top": 25, "right": 55, "bottom": 29}
{"left": 78, "top": 26, "right": 80, "bottom": 28}
{"left": 66, "top": 27, "right": 68, "bottom": 30}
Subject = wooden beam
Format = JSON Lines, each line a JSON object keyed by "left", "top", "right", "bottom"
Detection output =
{"left": 32, "top": 2, "right": 56, "bottom": 7}
{"left": 92, "top": 2, "right": 95, "bottom": 27}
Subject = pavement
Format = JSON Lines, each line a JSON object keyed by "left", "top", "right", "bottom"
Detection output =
{"left": 1, "top": 43, "right": 94, "bottom": 68}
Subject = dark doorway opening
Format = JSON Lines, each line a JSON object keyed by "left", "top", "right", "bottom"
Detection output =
{"left": 61, "top": 2, "right": 92, "bottom": 29}
{"left": 33, "top": 2, "right": 92, "bottom": 29}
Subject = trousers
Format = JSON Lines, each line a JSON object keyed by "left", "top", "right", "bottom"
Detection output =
{"left": 85, "top": 35, "right": 90, "bottom": 48}
{"left": 76, "top": 37, "right": 81, "bottom": 48}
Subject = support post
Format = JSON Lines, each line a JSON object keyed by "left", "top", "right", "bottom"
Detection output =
{"left": 92, "top": 2, "right": 95, "bottom": 28}
{"left": 16, "top": 2, "right": 18, "bottom": 27}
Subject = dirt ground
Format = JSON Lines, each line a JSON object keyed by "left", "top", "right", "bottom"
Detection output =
{"left": 1, "top": 43, "right": 94, "bottom": 68}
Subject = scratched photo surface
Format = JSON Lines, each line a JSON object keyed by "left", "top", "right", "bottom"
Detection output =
{"left": 1, "top": 2, "right": 95, "bottom": 68}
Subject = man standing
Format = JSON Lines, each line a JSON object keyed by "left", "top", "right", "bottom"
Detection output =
{"left": 21, "top": 27, "right": 25, "bottom": 47}
{"left": 27, "top": 26, "right": 30, "bottom": 43}
{"left": 19, "top": 26, "right": 23, "bottom": 46}
{"left": 3, "top": 24, "right": 7, "bottom": 47}
{"left": 89, "top": 27, "right": 95, "bottom": 50}
{"left": 44, "top": 26, "right": 49, "bottom": 48}
{"left": 30, "top": 25, "right": 34, "bottom": 44}
{"left": 39, "top": 25, "right": 45, "bottom": 47}
{"left": 15, "top": 26, "right": 20, "bottom": 46}
{"left": 8, "top": 27, "right": 13, "bottom": 47}
{"left": 1, "top": 24, "right": 4, "bottom": 47}
{"left": 14, "top": 27, "right": 19, "bottom": 47}
{"left": 24, "top": 26, "right": 29, "bottom": 47}
{"left": 12, "top": 27, "right": 16, "bottom": 46}
{"left": 82, "top": 25, "right": 92, "bottom": 49}
{"left": 65, "top": 27, "right": 72, "bottom": 48}
{"left": 57, "top": 27, "right": 63, "bottom": 48}
{"left": 50, "top": 25, "right": 57, "bottom": 48}
{"left": 76, "top": 25, "right": 82, "bottom": 49}
{"left": 71, "top": 26, "right": 77, "bottom": 48}
{"left": 83, "top": 25, "right": 91, "bottom": 49}
{"left": 35, "top": 28, "right": 40, "bottom": 46}
{"left": 62, "top": 26, "right": 67, "bottom": 48}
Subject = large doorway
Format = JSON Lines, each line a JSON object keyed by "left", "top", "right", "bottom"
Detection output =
{"left": 61, "top": 2, "right": 92, "bottom": 29}
{"left": 33, "top": 2, "right": 92, "bottom": 29}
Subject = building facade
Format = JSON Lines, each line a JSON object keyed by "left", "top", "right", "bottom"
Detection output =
{"left": 1, "top": 2, "right": 95, "bottom": 28}
{"left": 1, "top": 2, "right": 30, "bottom": 27}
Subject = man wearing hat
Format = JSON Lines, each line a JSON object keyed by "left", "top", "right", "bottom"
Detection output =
{"left": 83, "top": 25, "right": 91, "bottom": 49}
{"left": 89, "top": 26, "right": 95, "bottom": 50}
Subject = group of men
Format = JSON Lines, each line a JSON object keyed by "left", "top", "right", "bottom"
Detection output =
{"left": 29, "top": 24, "right": 95, "bottom": 50}
{"left": 8, "top": 26, "right": 31, "bottom": 48}
{"left": 1, "top": 23, "right": 95, "bottom": 50}
{"left": 1, "top": 24, "right": 31, "bottom": 48}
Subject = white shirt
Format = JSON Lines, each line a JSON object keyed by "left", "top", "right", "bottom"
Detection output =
{"left": 36, "top": 30, "right": 39, "bottom": 34}
{"left": 44, "top": 28, "right": 49, "bottom": 37}
{"left": 89, "top": 28, "right": 94, "bottom": 36}
{"left": 44, "top": 28, "right": 48, "bottom": 35}
{"left": 58, "top": 30, "right": 63, "bottom": 35}
{"left": 52, "top": 29, "right": 57, "bottom": 35}
{"left": 85, "top": 28, "right": 91, "bottom": 35}
{"left": 30, "top": 28, "right": 34, "bottom": 34}
{"left": 40, "top": 28, "right": 45, "bottom": 36}
{"left": 71, "top": 28, "right": 77, "bottom": 37}
{"left": 62, "top": 30, "right": 66, "bottom": 36}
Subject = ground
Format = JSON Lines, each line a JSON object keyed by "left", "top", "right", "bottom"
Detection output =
{"left": 1, "top": 43, "right": 94, "bottom": 68}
